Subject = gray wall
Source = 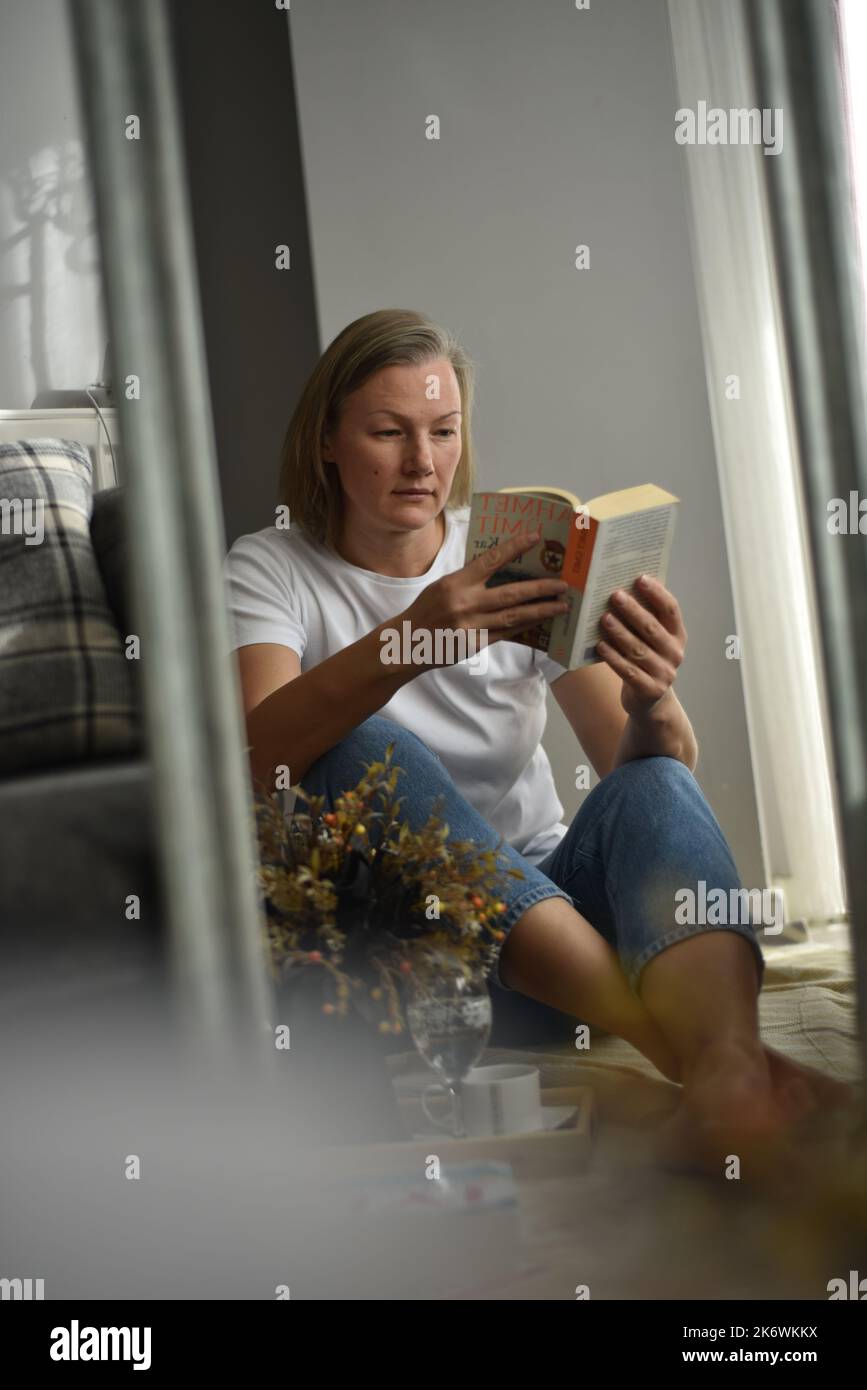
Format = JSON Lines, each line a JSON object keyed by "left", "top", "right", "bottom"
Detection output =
{"left": 0, "top": 0, "right": 105, "bottom": 406}
{"left": 290, "top": 0, "right": 764, "bottom": 883}
{"left": 171, "top": 0, "right": 321, "bottom": 545}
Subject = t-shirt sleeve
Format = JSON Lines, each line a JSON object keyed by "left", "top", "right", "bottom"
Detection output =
{"left": 223, "top": 534, "right": 306, "bottom": 658}
{"left": 533, "top": 648, "right": 569, "bottom": 685}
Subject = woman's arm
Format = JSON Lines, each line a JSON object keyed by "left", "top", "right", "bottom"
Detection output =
{"left": 552, "top": 663, "right": 698, "bottom": 778}
{"left": 238, "top": 625, "right": 420, "bottom": 790}
{"left": 612, "top": 686, "right": 697, "bottom": 771}
{"left": 551, "top": 575, "right": 697, "bottom": 777}
{"left": 236, "top": 528, "right": 572, "bottom": 788}
{"left": 550, "top": 662, "right": 629, "bottom": 779}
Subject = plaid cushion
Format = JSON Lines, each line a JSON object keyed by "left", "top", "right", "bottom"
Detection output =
{"left": 0, "top": 438, "right": 141, "bottom": 775}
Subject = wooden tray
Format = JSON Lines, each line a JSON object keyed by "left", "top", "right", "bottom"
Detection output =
{"left": 306, "top": 1085, "right": 596, "bottom": 1180}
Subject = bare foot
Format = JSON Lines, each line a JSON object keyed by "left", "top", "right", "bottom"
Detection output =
{"left": 652, "top": 1040, "right": 852, "bottom": 1179}
{"left": 761, "top": 1046, "right": 855, "bottom": 1114}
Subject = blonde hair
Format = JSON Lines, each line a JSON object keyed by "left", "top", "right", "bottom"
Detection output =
{"left": 278, "top": 308, "right": 476, "bottom": 548}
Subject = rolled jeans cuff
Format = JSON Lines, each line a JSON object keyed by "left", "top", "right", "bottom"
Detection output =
{"left": 626, "top": 920, "right": 766, "bottom": 996}
{"left": 493, "top": 881, "right": 573, "bottom": 991}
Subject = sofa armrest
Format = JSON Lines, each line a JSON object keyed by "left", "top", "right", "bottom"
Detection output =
{"left": 0, "top": 758, "right": 163, "bottom": 1003}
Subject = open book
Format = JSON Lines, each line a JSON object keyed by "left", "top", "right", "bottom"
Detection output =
{"left": 464, "top": 484, "right": 679, "bottom": 668}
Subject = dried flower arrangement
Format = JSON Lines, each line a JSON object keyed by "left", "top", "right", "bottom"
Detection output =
{"left": 255, "top": 742, "right": 524, "bottom": 1034}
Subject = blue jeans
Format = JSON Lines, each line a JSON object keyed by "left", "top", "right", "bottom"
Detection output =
{"left": 300, "top": 714, "right": 765, "bottom": 1044}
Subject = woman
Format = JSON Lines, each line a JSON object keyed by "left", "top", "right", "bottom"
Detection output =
{"left": 225, "top": 308, "right": 849, "bottom": 1169}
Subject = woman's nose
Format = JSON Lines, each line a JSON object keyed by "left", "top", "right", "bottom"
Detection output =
{"left": 403, "top": 439, "right": 434, "bottom": 471}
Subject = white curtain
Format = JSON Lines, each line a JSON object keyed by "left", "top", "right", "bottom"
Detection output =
{"left": 667, "top": 0, "right": 846, "bottom": 924}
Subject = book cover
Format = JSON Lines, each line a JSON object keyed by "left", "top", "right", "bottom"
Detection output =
{"left": 464, "top": 485, "right": 678, "bottom": 668}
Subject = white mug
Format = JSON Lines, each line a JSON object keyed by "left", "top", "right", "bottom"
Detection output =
{"left": 422, "top": 1063, "right": 542, "bottom": 1137}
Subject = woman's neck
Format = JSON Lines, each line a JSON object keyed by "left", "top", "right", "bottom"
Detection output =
{"left": 334, "top": 511, "right": 446, "bottom": 577}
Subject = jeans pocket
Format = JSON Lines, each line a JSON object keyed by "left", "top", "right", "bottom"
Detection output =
{"left": 558, "top": 850, "right": 614, "bottom": 937}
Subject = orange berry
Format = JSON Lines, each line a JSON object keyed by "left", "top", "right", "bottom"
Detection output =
{"left": 308, "top": 950, "right": 322, "bottom": 963}
{"left": 322, "top": 1002, "right": 336, "bottom": 1015}
{"left": 399, "top": 960, "right": 412, "bottom": 975}
{"left": 471, "top": 895, "right": 484, "bottom": 909}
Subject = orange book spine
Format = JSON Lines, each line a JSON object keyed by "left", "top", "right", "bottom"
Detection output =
{"left": 562, "top": 513, "right": 599, "bottom": 592}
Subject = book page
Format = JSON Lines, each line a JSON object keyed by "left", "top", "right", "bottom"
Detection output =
{"left": 572, "top": 505, "right": 678, "bottom": 665}
{"left": 585, "top": 482, "right": 677, "bottom": 518}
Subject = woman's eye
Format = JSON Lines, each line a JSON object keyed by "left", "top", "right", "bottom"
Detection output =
{"left": 373, "top": 427, "right": 456, "bottom": 438}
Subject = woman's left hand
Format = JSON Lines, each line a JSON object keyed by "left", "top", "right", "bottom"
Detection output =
{"left": 596, "top": 575, "right": 687, "bottom": 719}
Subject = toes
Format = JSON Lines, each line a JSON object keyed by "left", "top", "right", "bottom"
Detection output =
{"left": 765, "top": 1048, "right": 855, "bottom": 1110}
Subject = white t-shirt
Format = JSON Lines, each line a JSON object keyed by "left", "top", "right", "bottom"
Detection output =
{"left": 223, "top": 505, "right": 570, "bottom": 866}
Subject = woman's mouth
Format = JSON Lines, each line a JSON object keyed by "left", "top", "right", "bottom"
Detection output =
{"left": 394, "top": 490, "right": 433, "bottom": 497}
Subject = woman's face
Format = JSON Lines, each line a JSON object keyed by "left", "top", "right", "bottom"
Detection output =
{"left": 322, "top": 357, "right": 463, "bottom": 537}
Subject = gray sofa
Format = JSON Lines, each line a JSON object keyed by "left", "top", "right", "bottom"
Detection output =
{"left": 0, "top": 485, "right": 164, "bottom": 1011}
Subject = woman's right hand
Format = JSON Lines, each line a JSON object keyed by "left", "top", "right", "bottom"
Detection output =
{"left": 396, "top": 529, "right": 571, "bottom": 669}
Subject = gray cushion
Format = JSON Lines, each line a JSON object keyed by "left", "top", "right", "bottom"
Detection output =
{"left": 91, "top": 485, "right": 134, "bottom": 638}
{"left": 0, "top": 438, "right": 141, "bottom": 776}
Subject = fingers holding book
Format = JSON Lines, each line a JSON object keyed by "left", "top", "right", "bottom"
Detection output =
{"left": 470, "top": 528, "right": 571, "bottom": 636}
{"left": 597, "top": 577, "right": 688, "bottom": 716}
{"left": 399, "top": 527, "right": 571, "bottom": 667}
